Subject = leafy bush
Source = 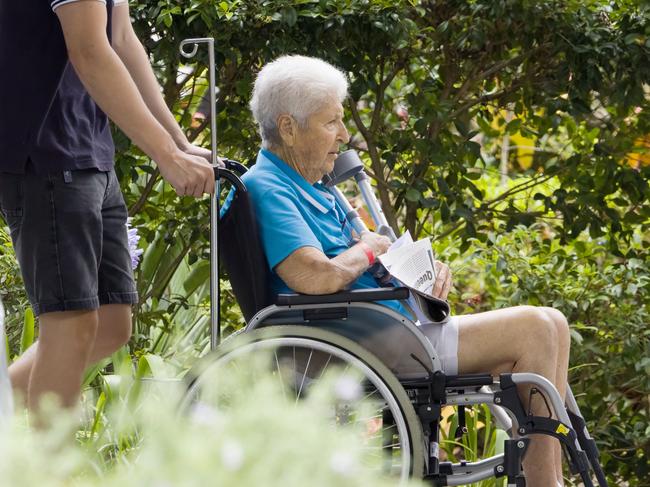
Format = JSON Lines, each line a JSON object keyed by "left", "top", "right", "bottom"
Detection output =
{"left": 444, "top": 223, "right": 650, "bottom": 484}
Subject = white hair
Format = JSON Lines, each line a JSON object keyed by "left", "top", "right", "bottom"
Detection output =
{"left": 250, "top": 55, "right": 349, "bottom": 148}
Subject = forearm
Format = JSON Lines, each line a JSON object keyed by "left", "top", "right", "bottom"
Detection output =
{"left": 113, "top": 33, "right": 188, "bottom": 149}
{"left": 67, "top": 41, "right": 177, "bottom": 164}
{"left": 277, "top": 244, "right": 372, "bottom": 295}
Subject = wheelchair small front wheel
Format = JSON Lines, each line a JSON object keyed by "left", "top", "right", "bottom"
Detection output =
{"left": 182, "top": 325, "right": 424, "bottom": 484}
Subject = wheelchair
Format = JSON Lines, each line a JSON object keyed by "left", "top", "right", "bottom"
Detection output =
{"left": 181, "top": 158, "right": 609, "bottom": 487}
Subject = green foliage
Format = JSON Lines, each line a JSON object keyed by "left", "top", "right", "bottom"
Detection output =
{"left": 0, "top": 228, "right": 30, "bottom": 360}
{"left": 19, "top": 308, "right": 34, "bottom": 355}
{"left": 1, "top": 367, "right": 415, "bottom": 487}
{"left": 445, "top": 221, "right": 650, "bottom": 483}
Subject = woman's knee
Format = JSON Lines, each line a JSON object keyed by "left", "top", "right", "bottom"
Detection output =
{"left": 540, "top": 307, "right": 571, "bottom": 352}
{"left": 516, "top": 306, "right": 560, "bottom": 350}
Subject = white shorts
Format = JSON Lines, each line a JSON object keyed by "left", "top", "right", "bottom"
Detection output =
{"left": 416, "top": 316, "right": 460, "bottom": 375}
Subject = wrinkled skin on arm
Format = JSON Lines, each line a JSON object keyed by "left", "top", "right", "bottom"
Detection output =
{"left": 275, "top": 231, "right": 391, "bottom": 294}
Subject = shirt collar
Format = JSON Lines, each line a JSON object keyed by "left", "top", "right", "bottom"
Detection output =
{"left": 258, "top": 149, "right": 335, "bottom": 213}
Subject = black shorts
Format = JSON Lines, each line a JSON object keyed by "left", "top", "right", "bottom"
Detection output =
{"left": 0, "top": 165, "right": 138, "bottom": 316}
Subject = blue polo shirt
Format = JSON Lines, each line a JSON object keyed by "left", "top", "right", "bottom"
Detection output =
{"left": 242, "top": 149, "right": 409, "bottom": 318}
{"left": 0, "top": 0, "right": 117, "bottom": 174}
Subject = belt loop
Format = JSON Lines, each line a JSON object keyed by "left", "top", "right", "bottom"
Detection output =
{"left": 63, "top": 171, "right": 72, "bottom": 183}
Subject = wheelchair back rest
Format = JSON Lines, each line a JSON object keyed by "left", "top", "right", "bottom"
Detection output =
{"left": 219, "top": 168, "right": 274, "bottom": 322}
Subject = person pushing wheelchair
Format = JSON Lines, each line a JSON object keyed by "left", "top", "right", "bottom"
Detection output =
{"left": 0, "top": 0, "right": 215, "bottom": 423}
{"left": 241, "top": 54, "right": 571, "bottom": 487}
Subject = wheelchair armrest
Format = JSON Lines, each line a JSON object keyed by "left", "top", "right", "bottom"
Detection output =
{"left": 275, "top": 287, "right": 410, "bottom": 306}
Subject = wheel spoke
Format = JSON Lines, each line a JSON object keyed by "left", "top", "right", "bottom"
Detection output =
{"left": 274, "top": 351, "right": 287, "bottom": 400}
{"left": 295, "top": 349, "right": 314, "bottom": 403}
{"left": 317, "top": 354, "right": 333, "bottom": 380}
{"left": 363, "top": 388, "right": 380, "bottom": 401}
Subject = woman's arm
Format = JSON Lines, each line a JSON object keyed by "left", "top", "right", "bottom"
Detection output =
{"left": 275, "top": 232, "right": 391, "bottom": 294}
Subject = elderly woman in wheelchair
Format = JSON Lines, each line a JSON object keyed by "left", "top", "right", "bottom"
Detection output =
{"left": 191, "top": 55, "right": 607, "bottom": 487}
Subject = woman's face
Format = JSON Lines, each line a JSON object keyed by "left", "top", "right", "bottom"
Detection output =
{"left": 291, "top": 98, "right": 350, "bottom": 183}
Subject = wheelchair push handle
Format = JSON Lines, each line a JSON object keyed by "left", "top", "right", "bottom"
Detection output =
{"left": 214, "top": 158, "right": 248, "bottom": 176}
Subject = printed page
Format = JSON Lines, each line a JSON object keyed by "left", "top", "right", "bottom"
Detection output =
{"left": 378, "top": 231, "right": 413, "bottom": 271}
{"left": 377, "top": 236, "right": 449, "bottom": 324}
{"left": 380, "top": 238, "right": 436, "bottom": 293}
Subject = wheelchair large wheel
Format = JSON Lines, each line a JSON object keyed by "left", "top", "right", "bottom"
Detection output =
{"left": 182, "top": 325, "right": 424, "bottom": 484}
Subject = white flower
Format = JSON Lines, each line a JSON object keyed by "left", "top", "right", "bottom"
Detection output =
{"left": 329, "top": 450, "right": 356, "bottom": 477}
{"left": 189, "top": 402, "right": 222, "bottom": 427}
{"left": 221, "top": 440, "right": 244, "bottom": 471}
{"left": 334, "top": 374, "right": 362, "bottom": 402}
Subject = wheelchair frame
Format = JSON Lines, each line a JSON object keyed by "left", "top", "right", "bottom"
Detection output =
{"left": 179, "top": 36, "right": 608, "bottom": 487}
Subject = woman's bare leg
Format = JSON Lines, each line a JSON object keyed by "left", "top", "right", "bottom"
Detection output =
{"left": 455, "top": 305, "right": 570, "bottom": 487}
{"left": 540, "top": 307, "right": 571, "bottom": 485}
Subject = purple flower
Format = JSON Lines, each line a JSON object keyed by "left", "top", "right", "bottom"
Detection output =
{"left": 126, "top": 218, "right": 144, "bottom": 270}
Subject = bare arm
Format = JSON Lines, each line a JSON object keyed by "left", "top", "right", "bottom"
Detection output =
{"left": 276, "top": 232, "right": 391, "bottom": 294}
{"left": 110, "top": 3, "right": 190, "bottom": 151}
{"left": 55, "top": 2, "right": 213, "bottom": 196}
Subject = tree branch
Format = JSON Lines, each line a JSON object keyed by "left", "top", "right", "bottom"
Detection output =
{"left": 349, "top": 100, "right": 399, "bottom": 230}
{"left": 129, "top": 167, "right": 160, "bottom": 217}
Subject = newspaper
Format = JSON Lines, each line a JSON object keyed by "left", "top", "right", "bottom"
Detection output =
{"left": 378, "top": 231, "right": 450, "bottom": 324}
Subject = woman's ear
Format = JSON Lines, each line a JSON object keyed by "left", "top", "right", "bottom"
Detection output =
{"left": 277, "top": 114, "right": 296, "bottom": 147}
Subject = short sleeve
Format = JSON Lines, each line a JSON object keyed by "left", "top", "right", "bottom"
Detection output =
{"left": 50, "top": 0, "right": 106, "bottom": 12}
{"left": 254, "top": 187, "right": 323, "bottom": 270}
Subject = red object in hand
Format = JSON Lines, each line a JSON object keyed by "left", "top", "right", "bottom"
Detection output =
{"left": 358, "top": 241, "right": 375, "bottom": 266}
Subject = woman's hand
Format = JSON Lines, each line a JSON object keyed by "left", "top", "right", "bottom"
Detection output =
{"left": 431, "top": 260, "right": 452, "bottom": 300}
{"left": 359, "top": 231, "right": 392, "bottom": 260}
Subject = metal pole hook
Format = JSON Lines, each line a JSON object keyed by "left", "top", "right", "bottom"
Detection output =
{"left": 179, "top": 37, "right": 221, "bottom": 350}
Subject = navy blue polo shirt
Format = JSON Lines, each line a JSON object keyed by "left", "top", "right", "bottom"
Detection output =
{"left": 241, "top": 149, "right": 410, "bottom": 318}
{"left": 0, "top": 0, "right": 119, "bottom": 174}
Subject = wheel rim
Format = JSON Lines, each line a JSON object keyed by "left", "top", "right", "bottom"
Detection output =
{"left": 184, "top": 337, "right": 413, "bottom": 483}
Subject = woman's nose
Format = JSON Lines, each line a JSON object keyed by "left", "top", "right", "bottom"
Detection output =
{"left": 338, "top": 123, "right": 350, "bottom": 144}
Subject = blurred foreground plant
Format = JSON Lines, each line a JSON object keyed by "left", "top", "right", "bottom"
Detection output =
{"left": 0, "top": 355, "right": 421, "bottom": 487}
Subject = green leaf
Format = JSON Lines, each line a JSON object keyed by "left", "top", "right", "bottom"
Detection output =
{"left": 139, "top": 233, "right": 169, "bottom": 294}
{"left": 454, "top": 120, "right": 469, "bottom": 137}
{"left": 505, "top": 119, "right": 521, "bottom": 134}
{"left": 136, "top": 353, "right": 173, "bottom": 379}
{"left": 405, "top": 188, "right": 421, "bottom": 202}
{"left": 20, "top": 307, "right": 34, "bottom": 354}
{"left": 624, "top": 33, "right": 642, "bottom": 45}
{"left": 280, "top": 6, "right": 298, "bottom": 26}
{"left": 183, "top": 261, "right": 210, "bottom": 295}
